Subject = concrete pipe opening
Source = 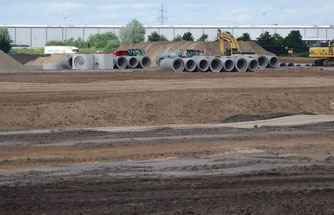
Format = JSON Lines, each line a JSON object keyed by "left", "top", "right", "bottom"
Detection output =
{"left": 305, "top": 64, "right": 310, "bottom": 67}
{"left": 197, "top": 58, "right": 210, "bottom": 72}
{"left": 160, "top": 58, "right": 185, "bottom": 72}
{"left": 296, "top": 64, "right": 301, "bottom": 67}
{"left": 288, "top": 62, "right": 295, "bottom": 67}
{"left": 280, "top": 62, "right": 287, "bottom": 67}
{"left": 257, "top": 56, "right": 268, "bottom": 68}
{"left": 115, "top": 56, "right": 127, "bottom": 69}
{"left": 126, "top": 57, "right": 139, "bottom": 68}
{"left": 182, "top": 58, "right": 196, "bottom": 72}
{"left": 210, "top": 58, "right": 223, "bottom": 72}
{"left": 235, "top": 57, "right": 248, "bottom": 72}
{"left": 224, "top": 59, "right": 234, "bottom": 72}
{"left": 137, "top": 56, "right": 151, "bottom": 69}
{"left": 267, "top": 56, "right": 279, "bottom": 68}
{"left": 247, "top": 59, "right": 259, "bottom": 72}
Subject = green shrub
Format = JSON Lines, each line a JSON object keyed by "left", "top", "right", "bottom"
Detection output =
{"left": 237, "top": 33, "right": 251, "bottom": 41}
{"left": 173, "top": 35, "right": 183, "bottom": 41}
{"left": 147, "top": 31, "right": 168, "bottom": 42}
{"left": 197, "top": 33, "right": 208, "bottom": 41}
{"left": 0, "top": 27, "right": 12, "bottom": 52}
{"left": 182, "top": 32, "right": 194, "bottom": 41}
{"left": 119, "top": 19, "right": 145, "bottom": 44}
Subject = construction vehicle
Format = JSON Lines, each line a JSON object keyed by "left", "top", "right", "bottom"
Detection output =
{"left": 113, "top": 48, "right": 145, "bottom": 57}
{"left": 309, "top": 40, "right": 334, "bottom": 66}
{"left": 264, "top": 46, "right": 293, "bottom": 56}
{"left": 157, "top": 49, "right": 202, "bottom": 65}
{"left": 217, "top": 29, "right": 255, "bottom": 56}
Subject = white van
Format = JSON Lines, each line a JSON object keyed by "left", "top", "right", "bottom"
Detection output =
{"left": 44, "top": 46, "right": 79, "bottom": 54}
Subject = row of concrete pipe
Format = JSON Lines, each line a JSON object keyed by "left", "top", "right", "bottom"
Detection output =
{"left": 159, "top": 55, "right": 280, "bottom": 73}
{"left": 57, "top": 55, "right": 151, "bottom": 70}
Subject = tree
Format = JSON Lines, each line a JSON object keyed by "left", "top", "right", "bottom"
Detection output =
{"left": 119, "top": 19, "right": 145, "bottom": 44}
{"left": 197, "top": 33, "right": 209, "bottom": 41}
{"left": 284, "top": 30, "right": 307, "bottom": 52}
{"left": 173, "top": 34, "right": 183, "bottom": 41}
{"left": 147, "top": 31, "right": 168, "bottom": 42}
{"left": 272, "top": 33, "right": 284, "bottom": 46}
{"left": 256, "top": 32, "right": 274, "bottom": 47}
{"left": 87, "top": 32, "right": 119, "bottom": 49}
{"left": 0, "top": 27, "right": 12, "bottom": 52}
{"left": 182, "top": 32, "right": 194, "bottom": 41}
{"left": 237, "top": 33, "right": 251, "bottom": 41}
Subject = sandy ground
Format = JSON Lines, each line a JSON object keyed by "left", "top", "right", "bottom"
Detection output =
{"left": 1, "top": 66, "right": 334, "bottom": 214}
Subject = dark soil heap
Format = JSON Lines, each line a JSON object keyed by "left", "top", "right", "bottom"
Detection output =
{"left": 0, "top": 50, "right": 25, "bottom": 72}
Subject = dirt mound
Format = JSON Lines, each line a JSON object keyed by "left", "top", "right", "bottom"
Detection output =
{"left": 26, "top": 54, "right": 70, "bottom": 66}
{"left": 0, "top": 51, "right": 25, "bottom": 72}
{"left": 117, "top": 41, "right": 273, "bottom": 65}
{"left": 9, "top": 54, "right": 50, "bottom": 65}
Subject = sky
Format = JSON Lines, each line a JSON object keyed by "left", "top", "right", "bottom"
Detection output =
{"left": 0, "top": 0, "right": 333, "bottom": 26}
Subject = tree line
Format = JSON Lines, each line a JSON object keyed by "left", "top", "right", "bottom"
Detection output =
{"left": 0, "top": 19, "right": 308, "bottom": 53}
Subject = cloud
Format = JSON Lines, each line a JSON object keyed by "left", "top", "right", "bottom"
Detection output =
{"left": 49, "top": 2, "right": 87, "bottom": 11}
{"left": 97, "top": 2, "right": 156, "bottom": 11}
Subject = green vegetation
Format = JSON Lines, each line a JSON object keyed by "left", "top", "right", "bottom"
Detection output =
{"left": 173, "top": 34, "right": 183, "bottom": 41}
{"left": 11, "top": 47, "right": 44, "bottom": 54}
{"left": 0, "top": 27, "right": 12, "bottom": 52}
{"left": 237, "top": 33, "right": 251, "bottom": 41}
{"left": 147, "top": 31, "right": 168, "bottom": 42}
{"left": 182, "top": 32, "right": 194, "bottom": 41}
{"left": 45, "top": 32, "right": 121, "bottom": 53}
{"left": 119, "top": 19, "right": 146, "bottom": 44}
{"left": 257, "top": 30, "right": 308, "bottom": 53}
{"left": 197, "top": 33, "right": 209, "bottom": 42}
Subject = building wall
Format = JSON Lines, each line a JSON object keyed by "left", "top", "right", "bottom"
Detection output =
{"left": 1, "top": 25, "right": 333, "bottom": 47}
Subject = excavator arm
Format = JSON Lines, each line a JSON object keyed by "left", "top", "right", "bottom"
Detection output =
{"left": 217, "top": 29, "right": 240, "bottom": 56}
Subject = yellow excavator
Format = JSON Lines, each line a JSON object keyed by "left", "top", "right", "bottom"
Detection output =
{"left": 309, "top": 40, "right": 334, "bottom": 66}
{"left": 217, "top": 29, "right": 255, "bottom": 56}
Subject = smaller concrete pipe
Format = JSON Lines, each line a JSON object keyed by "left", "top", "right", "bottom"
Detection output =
{"left": 305, "top": 64, "right": 311, "bottom": 67}
{"left": 209, "top": 57, "right": 223, "bottom": 72}
{"left": 287, "top": 62, "right": 295, "bottom": 67}
{"left": 181, "top": 58, "right": 197, "bottom": 72}
{"left": 114, "top": 56, "right": 127, "bottom": 69}
{"left": 245, "top": 57, "right": 259, "bottom": 72}
{"left": 125, "top": 56, "right": 139, "bottom": 68}
{"left": 43, "top": 63, "right": 61, "bottom": 70}
{"left": 296, "top": 64, "right": 301, "bottom": 67}
{"left": 232, "top": 56, "right": 248, "bottom": 72}
{"left": 255, "top": 55, "right": 269, "bottom": 68}
{"left": 137, "top": 56, "right": 151, "bottom": 69}
{"left": 265, "top": 55, "right": 280, "bottom": 68}
{"left": 160, "top": 57, "right": 185, "bottom": 72}
{"left": 59, "top": 56, "right": 73, "bottom": 69}
{"left": 219, "top": 57, "right": 234, "bottom": 72}
{"left": 193, "top": 57, "right": 210, "bottom": 72}
{"left": 280, "top": 62, "right": 287, "bottom": 67}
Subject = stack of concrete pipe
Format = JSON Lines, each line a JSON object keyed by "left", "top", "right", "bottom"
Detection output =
{"left": 159, "top": 55, "right": 280, "bottom": 73}
{"left": 43, "top": 54, "right": 151, "bottom": 71}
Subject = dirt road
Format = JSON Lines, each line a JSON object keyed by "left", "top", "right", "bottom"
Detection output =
{"left": 1, "top": 121, "right": 334, "bottom": 214}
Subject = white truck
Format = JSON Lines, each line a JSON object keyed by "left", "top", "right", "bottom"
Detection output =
{"left": 44, "top": 46, "right": 79, "bottom": 54}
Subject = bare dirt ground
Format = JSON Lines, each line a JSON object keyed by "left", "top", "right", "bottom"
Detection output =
{"left": 1, "top": 66, "right": 334, "bottom": 214}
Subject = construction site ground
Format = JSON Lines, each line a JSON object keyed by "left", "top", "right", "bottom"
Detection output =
{"left": 1, "top": 62, "right": 334, "bottom": 214}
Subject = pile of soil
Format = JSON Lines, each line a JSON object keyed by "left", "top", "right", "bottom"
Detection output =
{"left": 25, "top": 54, "right": 70, "bottom": 66}
{"left": 0, "top": 51, "right": 25, "bottom": 72}
{"left": 9, "top": 54, "right": 50, "bottom": 65}
{"left": 221, "top": 112, "right": 317, "bottom": 123}
{"left": 117, "top": 41, "right": 273, "bottom": 65}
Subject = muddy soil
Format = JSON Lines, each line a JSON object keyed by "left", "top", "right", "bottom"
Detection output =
{"left": 1, "top": 122, "right": 334, "bottom": 214}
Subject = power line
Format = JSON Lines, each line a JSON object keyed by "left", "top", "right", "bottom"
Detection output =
{"left": 156, "top": 3, "right": 168, "bottom": 25}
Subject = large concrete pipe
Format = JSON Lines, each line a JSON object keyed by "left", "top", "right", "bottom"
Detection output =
{"left": 265, "top": 55, "right": 280, "bottom": 68}
{"left": 160, "top": 57, "right": 185, "bottom": 72}
{"left": 192, "top": 56, "right": 210, "bottom": 72}
{"left": 280, "top": 62, "right": 287, "bottom": 67}
{"left": 114, "top": 56, "right": 127, "bottom": 69}
{"left": 181, "top": 58, "right": 197, "bottom": 72}
{"left": 288, "top": 62, "right": 295, "bottom": 67}
{"left": 255, "top": 55, "right": 269, "bottom": 68}
{"left": 58, "top": 56, "right": 73, "bottom": 69}
{"left": 232, "top": 56, "right": 248, "bottom": 72}
{"left": 219, "top": 57, "right": 235, "bottom": 72}
{"left": 245, "top": 57, "right": 259, "bottom": 72}
{"left": 125, "top": 56, "right": 139, "bottom": 68}
{"left": 136, "top": 56, "right": 151, "bottom": 69}
{"left": 209, "top": 57, "right": 223, "bottom": 72}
